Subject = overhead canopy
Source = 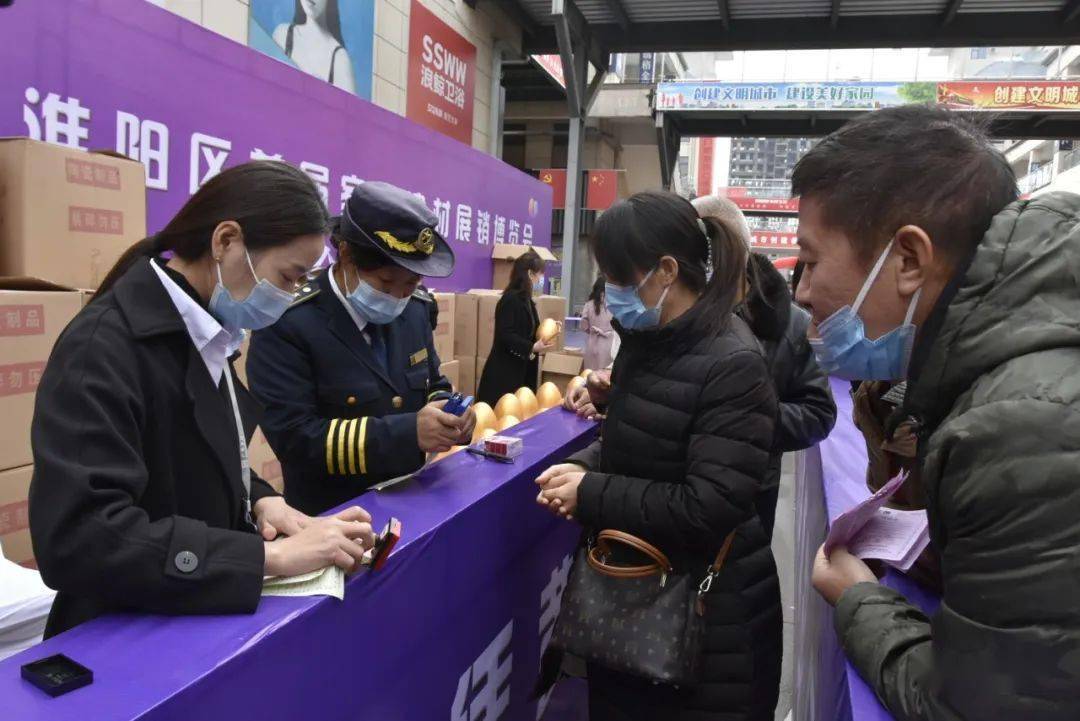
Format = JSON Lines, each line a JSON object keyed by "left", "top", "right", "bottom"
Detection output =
{"left": 498, "top": 0, "right": 1080, "bottom": 53}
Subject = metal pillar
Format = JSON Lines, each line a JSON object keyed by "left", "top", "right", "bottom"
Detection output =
{"left": 554, "top": 0, "right": 604, "bottom": 306}
{"left": 489, "top": 42, "right": 510, "bottom": 158}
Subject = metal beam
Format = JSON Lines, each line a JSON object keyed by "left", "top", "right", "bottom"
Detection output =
{"left": 584, "top": 66, "right": 607, "bottom": 115}
{"left": 601, "top": 0, "right": 632, "bottom": 31}
{"left": 941, "top": 0, "right": 964, "bottom": 26}
{"left": 717, "top": 0, "right": 730, "bottom": 30}
{"left": 553, "top": 5, "right": 581, "bottom": 116}
{"left": 523, "top": 11, "right": 1076, "bottom": 53}
{"left": 499, "top": 0, "right": 541, "bottom": 38}
{"left": 1064, "top": 0, "right": 1080, "bottom": 23}
{"left": 655, "top": 112, "right": 680, "bottom": 191}
{"left": 830, "top": 0, "right": 842, "bottom": 28}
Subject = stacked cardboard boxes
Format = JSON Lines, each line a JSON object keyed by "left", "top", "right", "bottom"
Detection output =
{"left": 432, "top": 292, "right": 456, "bottom": 365}
{"left": 0, "top": 139, "right": 147, "bottom": 566}
{"left": 453, "top": 293, "right": 479, "bottom": 395}
{"left": 490, "top": 243, "right": 557, "bottom": 292}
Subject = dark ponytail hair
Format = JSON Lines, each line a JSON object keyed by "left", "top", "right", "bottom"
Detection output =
{"left": 588, "top": 276, "right": 605, "bottom": 314}
{"left": 95, "top": 161, "right": 329, "bottom": 298}
{"left": 589, "top": 189, "right": 747, "bottom": 334}
{"left": 504, "top": 249, "right": 545, "bottom": 297}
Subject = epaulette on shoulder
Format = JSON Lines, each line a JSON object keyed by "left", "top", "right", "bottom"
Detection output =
{"left": 289, "top": 283, "right": 321, "bottom": 308}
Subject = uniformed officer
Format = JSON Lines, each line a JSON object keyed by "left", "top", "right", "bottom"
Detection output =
{"left": 29, "top": 161, "right": 376, "bottom": 638}
{"left": 247, "top": 181, "right": 476, "bottom": 516}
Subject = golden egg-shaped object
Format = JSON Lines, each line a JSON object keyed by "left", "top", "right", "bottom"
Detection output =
{"left": 494, "top": 393, "right": 523, "bottom": 420}
{"left": 497, "top": 415, "right": 520, "bottom": 431}
{"left": 481, "top": 427, "right": 497, "bottom": 440}
{"left": 537, "top": 317, "right": 559, "bottom": 342}
{"left": 580, "top": 368, "right": 593, "bottom": 379}
{"left": 515, "top": 387, "right": 539, "bottom": 419}
{"left": 536, "top": 382, "right": 563, "bottom": 409}
{"left": 472, "top": 402, "right": 497, "bottom": 441}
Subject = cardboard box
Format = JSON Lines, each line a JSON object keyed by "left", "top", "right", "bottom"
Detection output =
{"left": 440, "top": 359, "right": 460, "bottom": 391}
{"left": 535, "top": 294, "right": 568, "bottom": 351}
{"left": 0, "top": 465, "right": 33, "bottom": 566}
{"left": 476, "top": 355, "right": 488, "bottom": 389}
{"left": 433, "top": 293, "right": 456, "bottom": 363}
{"left": 469, "top": 289, "right": 502, "bottom": 359}
{"left": 0, "top": 139, "right": 148, "bottom": 290}
{"left": 455, "top": 355, "right": 477, "bottom": 396}
{"left": 490, "top": 244, "right": 557, "bottom": 291}
{"left": 0, "top": 279, "right": 84, "bottom": 471}
{"left": 453, "top": 293, "right": 479, "bottom": 358}
{"left": 539, "top": 352, "right": 583, "bottom": 395}
{"left": 249, "top": 427, "right": 283, "bottom": 495}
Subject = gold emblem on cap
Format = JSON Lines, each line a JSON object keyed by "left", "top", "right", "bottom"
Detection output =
{"left": 374, "top": 229, "right": 435, "bottom": 257}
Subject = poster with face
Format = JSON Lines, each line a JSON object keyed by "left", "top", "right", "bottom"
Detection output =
{"left": 249, "top": 0, "right": 374, "bottom": 99}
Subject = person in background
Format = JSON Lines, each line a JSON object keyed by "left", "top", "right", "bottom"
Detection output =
{"left": 248, "top": 182, "right": 473, "bottom": 516}
{"left": 536, "top": 190, "right": 782, "bottom": 720}
{"left": 800, "top": 105, "right": 1080, "bottom": 719}
{"left": 477, "top": 250, "right": 554, "bottom": 405}
{"left": 29, "top": 162, "right": 375, "bottom": 638}
{"left": 693, "top": 194, "right": 836, "bottom": 537}
{"left": 273, "top": 0, "right": 357, "bottom": 94}
{"left": 580, "top": 277, "right": 614, "bottom": 372}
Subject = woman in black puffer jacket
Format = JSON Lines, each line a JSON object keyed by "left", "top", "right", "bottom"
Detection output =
{"left": 536, "top": 190, "right": 782, "bottom": 720}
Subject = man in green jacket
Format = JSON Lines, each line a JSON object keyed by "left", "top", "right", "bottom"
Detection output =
{"left": 795, "top": 104, "right": 1080, "bottom": 719}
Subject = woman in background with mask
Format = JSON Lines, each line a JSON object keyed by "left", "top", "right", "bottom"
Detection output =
{"left": 535, "top": 191, "right": 782, "bottom": 720}
{"left": 29, "top": 161, "right": 376, "bottom": 638}
{"left": 248, "top": 181, "right": 474, "bottom": 516}
{"left": 476, "top": 250, "right": 554, "bottom": 406}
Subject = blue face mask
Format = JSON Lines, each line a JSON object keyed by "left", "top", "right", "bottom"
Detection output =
{"left": 346, "top": 269, "right": 410, "bottom": 325}
{"left": 209, "top": 250, "right": 294, "bottom": 333}
{"left": 808, "top": 240, "right": 922, "bottom": 381}
{"left": 604, "top": 268, "right": 670, "bottom": 331}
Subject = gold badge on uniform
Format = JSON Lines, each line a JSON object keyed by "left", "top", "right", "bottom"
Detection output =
{"left": 410, "top": 348, "right": 429, "bottom": 366}
{"left": 415, "top": 227, "right": 435, "bottom": 255}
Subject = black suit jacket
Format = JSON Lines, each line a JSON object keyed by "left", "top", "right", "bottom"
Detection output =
{"left": 29, "top": 258, "right": 275, "bottom": 638}
{"left": 477, "top": 290, "right": 539, "bottom": 405}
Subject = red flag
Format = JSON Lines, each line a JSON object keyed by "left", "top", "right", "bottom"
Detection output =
{"left": 586, "top": 170, "right": 618, "bottom": 211}
{"left": 538, "top": 169, "right": 567, "bottom": 209}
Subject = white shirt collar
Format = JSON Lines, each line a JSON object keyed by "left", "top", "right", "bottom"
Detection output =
{"left": 149, "top": 259, "right": 240, "bottom": 385}
{"left": 328, "top": 262, "right": 368, "bottom": 335}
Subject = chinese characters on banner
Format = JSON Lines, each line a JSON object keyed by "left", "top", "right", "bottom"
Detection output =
{"left": 531, "top": 55, "right": 565, "bottom": 89}
{"left": 3, "top": 0, "right": 550, "bottom": 293}
{"left": 407, "top": 0, "right": 476, "bottom": 145}
{"left": 750, "top": 230, "right": 800, "bottom": 250}
{"left": 937, "top": 81, "right": 1080, "bottom": 110}
{"left": 538, "top": 169, "right": 566, "bottom": 209}
{"left": 585, "top": 170, "right": 619, "bottom": 211}
{"left": 721, "top": 193, "right": 800, "bottom": 214}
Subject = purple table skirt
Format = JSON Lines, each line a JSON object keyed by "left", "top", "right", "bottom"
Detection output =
{"left": 819, "top": 378, "right": 941, "bottom": 721}
{"left": 0, "top": 408, "right": 599, "bottom": 721}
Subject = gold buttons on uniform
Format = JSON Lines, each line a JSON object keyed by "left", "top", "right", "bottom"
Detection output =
{"left": 346, "top": 396, "right": 357, "bottom": 406}
{"left": 392, "top": 396, "right": 404, "bottom": 409}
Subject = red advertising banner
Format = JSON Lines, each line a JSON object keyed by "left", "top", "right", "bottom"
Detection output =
{"left": 586, "top": 170, "right": 619, "bottom": 211}
{"left": 937, "top": 81, "right": 1080, "bottom": 111}
{"left": 749, "top": 230, "right": 800, "bottom": 250}
{"left": 407, "top": 0, "right": 476, "bottom": 144}
{"left": 720, "top": 193, "right": 800, "bottom": 214}
{"left": 539, "top": 169, "right": 567, "bottom": 209}
{"left": 532, "top": 55, "right": 566, "bottom": 89}
{"left": 696, "top": 138, "right": 715, "bottom": 198}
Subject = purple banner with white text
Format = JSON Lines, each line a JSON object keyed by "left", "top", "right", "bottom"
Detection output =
{"left": 0, "top": 0, "right": 551, "bottom": 292}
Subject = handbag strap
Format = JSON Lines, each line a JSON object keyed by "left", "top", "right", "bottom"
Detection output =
{"left": 709, "top": 529, "right": 736, "bottom": 574}
{"left": 587, "top": 529, "right": 672, "bottom": 579}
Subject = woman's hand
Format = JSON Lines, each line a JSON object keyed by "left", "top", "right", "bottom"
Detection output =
{"left": 253, "top": 496, "right": 311, "bottom": 541}
{"left": 563, "top": 383, "right": 590, "bottom": 411}
{"left": 533, "top": 339, "right": 556, "bottom": 355}
{"left": 585, "top": 370, "right": 612, "bottom": 407}
{"left": 536, "top": 464, "right": 586, "bottom": 520}
{"left": 263, "top": 506, "right": 375, "bottom": 577}
{"left": 812, "top": 544, "right": 878, "bottom": 606}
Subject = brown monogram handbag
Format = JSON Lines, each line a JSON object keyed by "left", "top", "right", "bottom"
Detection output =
{"left": 549, "top": 528, "right": 736, "bottom": 687}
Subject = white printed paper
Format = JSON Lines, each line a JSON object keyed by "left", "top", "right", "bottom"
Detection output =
{"left": 262, "top": 565, "right": 345, "bottom": 600}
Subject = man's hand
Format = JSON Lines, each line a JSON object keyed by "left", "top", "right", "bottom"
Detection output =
{"left": 563, "top": 383, "right": 589, "bottom": 411}
{"left": 253, "top": 496, "right": 311, "bottom": 541}
{"left": 812, "top": 544, "right": 879, "bottom": 606}
{"left": 417, "top": 400, "right": 464, "bottom": 453}
{"left": 264, "top": 508, "right": 375, "bottom": 577}
{"left": 585, "top": 370, "right": 612, "bottom": 407}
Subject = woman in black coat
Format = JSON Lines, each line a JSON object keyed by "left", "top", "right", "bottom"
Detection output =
{"left": 536, "top": 191, "right": 782, "bottom": 720}
{"left": 477, "top": 250, "right": 554, "bottom": 405}
{"left": 29, "top": 161, "right": 375, "bottom": 637}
